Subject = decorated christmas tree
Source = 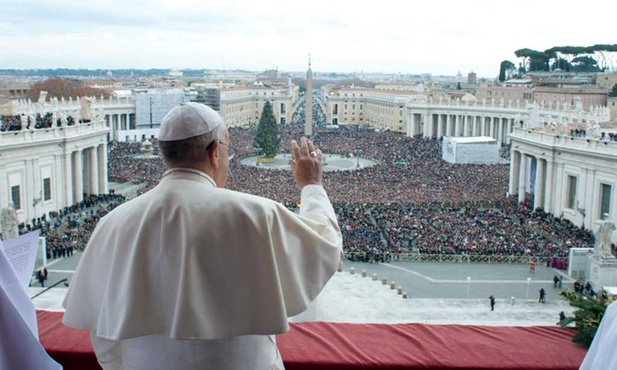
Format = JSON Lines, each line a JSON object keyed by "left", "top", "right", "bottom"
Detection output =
{"left": 254, "top": 101, "right": 280, "bottom": 158}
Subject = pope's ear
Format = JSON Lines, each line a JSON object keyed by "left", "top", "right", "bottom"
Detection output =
{"left": 208, "top": 140, "right": 221, "bottom": 168}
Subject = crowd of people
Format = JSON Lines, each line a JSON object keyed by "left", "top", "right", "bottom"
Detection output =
{"left": 0, "top": 112, "right": 79, "bottom": 132}
{"left": 98, "top": 125, "right": 594, "bottom": 269}
{"left": 19, "top": 193, "right": 126, "bottom": 262}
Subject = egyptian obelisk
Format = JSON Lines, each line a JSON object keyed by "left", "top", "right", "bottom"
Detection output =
{"left": 305, "top": 54, "right": 313, "bottom": 137}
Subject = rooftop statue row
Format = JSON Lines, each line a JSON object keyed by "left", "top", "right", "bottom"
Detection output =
{"left": 422, "top": 95, "right": 609, "bottom": 114}
{"left": 0, "top": 99, "right": 104, "bottom": 133}
{"left": 416, "top": 96, "right": 610, "bottom": 136}
{"left": 10, "top": 93, "right": 133, "bottom": 114}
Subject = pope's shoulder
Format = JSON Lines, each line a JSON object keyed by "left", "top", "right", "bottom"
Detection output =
{"left": 97, "top": 183, "right": 283, "bottom": 227}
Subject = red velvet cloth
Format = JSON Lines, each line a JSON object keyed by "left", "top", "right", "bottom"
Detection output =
{"left": 37, "top": 311, "right": 100, "bottom": 370}
{"left": 277, "top": 321, "right": 587, "bottom": 370}
{"left": 37, "top": 311, "right": 586, "bottom": 370}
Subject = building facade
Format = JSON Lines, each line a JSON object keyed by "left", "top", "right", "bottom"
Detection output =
{"left": 406, "top": 98, "right": 610, "bottom": 145}
{"left": 0, "top": 120, "right": 109, "bottom": 224}
{"left": 219, "top": 86, "right": 298, "bottom": 127}
{"left": 321, "top": 86, "right": 417, "bottom": 132}
{"left": 509, "top": 128, "right": 617, "bottom": 238}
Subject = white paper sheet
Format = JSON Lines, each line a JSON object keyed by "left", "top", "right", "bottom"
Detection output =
{"left": 0, "top": 240, "right": 62, "bottom": 369}
{"left": 1, "top": 230, "right": 41, "bottom": 289}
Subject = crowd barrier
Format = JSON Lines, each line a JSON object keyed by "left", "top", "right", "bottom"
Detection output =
{"left": 344, "top": 252, "right": 569, "bottom": 268}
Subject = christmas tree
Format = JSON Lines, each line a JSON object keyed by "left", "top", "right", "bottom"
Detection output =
{"left": 254, "top": 101, "right": 280, "bottom": 158}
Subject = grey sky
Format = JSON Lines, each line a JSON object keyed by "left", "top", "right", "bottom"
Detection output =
{"left": 0, "top": 0, "right": 615, "bottom": 77}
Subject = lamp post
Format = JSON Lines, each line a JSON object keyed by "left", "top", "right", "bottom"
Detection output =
{"left": 526, "top": 277, "right": 531, "bottom": 300}
{"left": 32, "top": 190, "right": 42, "bottom": 216}
{"left": 149, "top": 97, "right": 153, "bottom": 129}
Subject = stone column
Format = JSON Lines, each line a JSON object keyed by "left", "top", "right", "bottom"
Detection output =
{"left": 453, "top": 115, "right": 459, "bottom": 136}
{"left": 489, "top": 117, "right": 495, "bottom": 139}
{"left": 506, "top": 119, "right": 513, "bottom": 144}
{"left": 497, "top": 118, "right": 503, "bottom": 145}
{"left": 65, "top": 151, "right": 74, "bottom": 207}
{"left": 446, "top": 115, "right": 452, "bottom": 137}
{"left": 462, "top": 115, "right": 468, "bottom": 137}
{"left": 107, "top": 115, "right": 115, "bottom": 141}
{"left": 423, "top": 113, "right": 430, "bottom": 137}
{"left": 98, "top": 143, "right": 108, "bottom": 194}
{"left": 518, "top": 152, "right": 527, "bottom": 203}
{"left": 89, "top": 147, "right": 99, "bottom": 195}
{"left": 534, "top": 158, "right": 545, "bottom": 210}
{"left": 509, "top": 150, "right": 520, "bottom": 196}
{"left": 437, "top": 114, "right": 444, "bottom": 138}
{"left": 73, "top": 150, "right": 83, "bottom": 203}
{"left": 544, "top": 160, "right": 555, "bottom": 213}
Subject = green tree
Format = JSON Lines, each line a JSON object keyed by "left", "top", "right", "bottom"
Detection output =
{"left": 609, "top": 84, "right": 617, "bottom": 98}
{"left": 254, "top": 101, "right": 280, "bottom": 158}
{"left": 560, "top": 290, "right": 614, "bottom": 348}
{"left": 498, "top": 60, "right": 516, "bottom": 82}
{"left": 456, "top": 82, "right": 462, "bottom": 90}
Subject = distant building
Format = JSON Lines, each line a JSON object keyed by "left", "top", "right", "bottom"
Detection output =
{"left": 219, "top": 85, "right": 298, "bottom": 127}
{"left": 169, "top": 69, "right": 183, "bottom": 78}
{"left": 203, "top": 70, "right": 257, "bottom": 83}
{"left": 0, "top": 81, "right": 30, "bottom": 110}
{"left": 475, "top": 83, "right": 534, "bottom": 104}
{"left": 596, "top": 72, "right": 617, "bottom": 90}
{"left": 321, "top": 86, "right": 418, "bottom": 132}
{"left": 135, "top": 89, "right": 186, "bottom": 129}
{"left": 468, "top": 72, "right": 477, "bottom": 85}
{"left": 533, "top": 87, "right": 607, "bottom": 108}
{"left": 190, "top": 87, "right": 221, "bottom": 112}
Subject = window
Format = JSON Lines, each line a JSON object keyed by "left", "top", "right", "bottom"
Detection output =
{"left": 11, "top": 185, "right": 21, "bottom": 210}
{"left": 280, "top": 103, "right": 286, "bottom": 114}
{"left": 567, "top": 176, "right": 577, "bottom": 209}
{"left": 600, "top": 184, "right": 612, "bottom": 219}
{"left": 43, "top": 178, "right": 52, "bottom": 201}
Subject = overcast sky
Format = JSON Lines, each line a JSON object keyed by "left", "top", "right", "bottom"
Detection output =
{"left": 1, "top": 0, "right": 615, "bottom": 77}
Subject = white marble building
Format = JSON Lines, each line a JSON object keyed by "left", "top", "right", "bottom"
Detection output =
{"left": 509, "top": 127, "right": 617, "bottom": 235}
{"left": 0, "top": 119, "right": 109, "bottom": 224}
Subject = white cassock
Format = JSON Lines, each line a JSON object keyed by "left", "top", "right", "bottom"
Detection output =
{"left": 579, "top": 300, "right": 617, "bottom": 370}
{"left": 63, "top": 169, "right": 343, "bottom": 370}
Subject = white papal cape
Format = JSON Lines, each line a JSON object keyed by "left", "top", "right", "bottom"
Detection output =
{"left": 63, "top": 169, "right": 342, "bottom": 342}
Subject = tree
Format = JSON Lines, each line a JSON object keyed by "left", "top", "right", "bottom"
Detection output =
{"left": 515, "top": 48, "right": 550, "bottom": 72}
{"left": 456, "top": 82, "right": 462, "bottom": 90}
{"left": 559, "top": 290, "right": 614, "bottom": 348}
{"left": 572, "top": 56, "right": 600, "bottom": 72}
{"left": 499, "top": 60, "right": 516, "bottom": 82}
{"left": 26, "top": 78, "right": 112, "bottom": 101}
{"left": 609, "top": 84, "right": 617, "bottom": 98}
{"left": 254, "top": 101, "right": 280, "bottom": 158}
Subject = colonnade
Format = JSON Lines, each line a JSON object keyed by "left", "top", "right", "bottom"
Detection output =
{"left": 105, "top": 113, "right": 135, "bottom": 131}
{"left": 64, "top": 143, "right": 108, "bottom": 205}
{"left": 409, "top": 112, "right": 516, "bottom": 145}
{"left": 508, "top": 149, "right": 555, "bottom": 213}
{"left": 105, "top": 113, "right": 135, "bottom": 142}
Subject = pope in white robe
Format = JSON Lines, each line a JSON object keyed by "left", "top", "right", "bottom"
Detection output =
{"left": 63, "top": 102, "right": 343, "bottom": 370}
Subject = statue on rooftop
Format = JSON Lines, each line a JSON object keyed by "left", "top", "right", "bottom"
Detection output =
{"left": 594, "top": 215, "right": 616, "bottom": 259}
{"left": 0, "top": 202, "right": 19, "bottom": 240}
